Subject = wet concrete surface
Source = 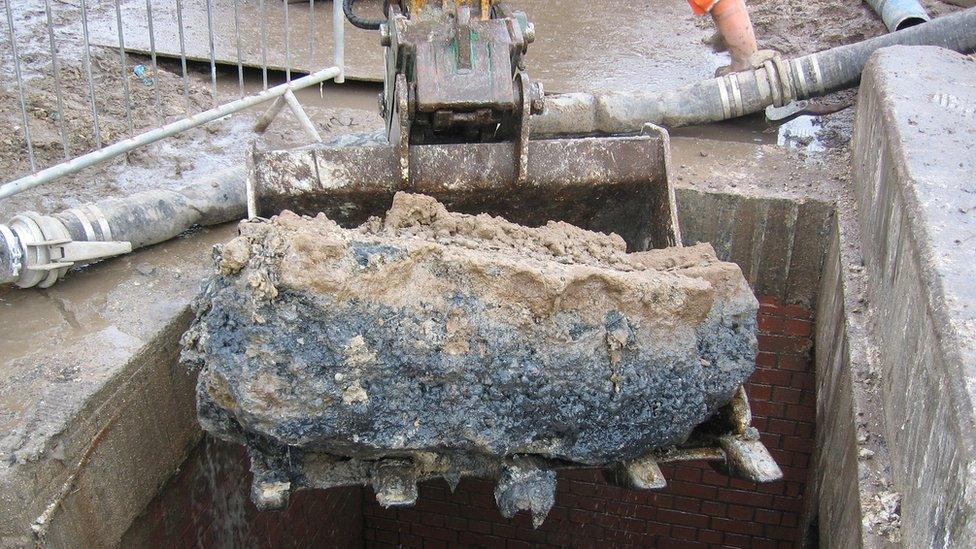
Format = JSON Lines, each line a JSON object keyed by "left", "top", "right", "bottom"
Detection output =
{"left": 0, "top": 224, "right": 236, "bottom": 443}
{"left": 88, "top": 0, "right": 725, "bottom": 94}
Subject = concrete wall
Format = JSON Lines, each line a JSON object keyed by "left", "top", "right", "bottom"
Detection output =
{"left": 852, "top": 46, "right": 976, "bottom": 547}
{"left": 805, "top": 219, "right": 894, "bottom": 548}
{"left": 675, "top": 188, "right": 834, "bottom": 310}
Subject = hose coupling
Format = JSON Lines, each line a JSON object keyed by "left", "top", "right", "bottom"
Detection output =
{"left": 761, "top": 53, "right": 797, "bottom": 108}
{"left": 0, "top": 212, "right": 131, "bottom": 289}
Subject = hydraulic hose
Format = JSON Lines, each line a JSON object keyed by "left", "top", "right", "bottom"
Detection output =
{"left": 0, "top": 132, "right": 385, "bottom": 289}
{"left": 343, "top": 0, "right": 385, "bottom": 30}
{"left": 0, "top": 168, "right": 245, "bottom": 288}
{"left": 532, "top": 7, "right": 976, "bottom": 135}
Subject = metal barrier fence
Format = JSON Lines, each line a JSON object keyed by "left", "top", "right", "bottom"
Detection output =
{"left": 0, "top": 0, "right": 346, "bottom": 199}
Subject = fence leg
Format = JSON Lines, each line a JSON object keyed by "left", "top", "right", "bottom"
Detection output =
{"left": 283, "top": 91, "right": 323, "bottom": 142}
{"left": 253, "top": 96, "right": 288, "bottom": 133}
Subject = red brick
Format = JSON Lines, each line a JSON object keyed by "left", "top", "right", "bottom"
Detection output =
{"left": 752, "top": 536, "right": 780, "bottom": 549}
{"left": 595, "top": 510, "right": 622, "bottom": 529}
{"left": 561, "top": 494, "right": 603, "bottom": 512}
{"left": 698, "top": 529, "right": 724, "bottom": 544}
{"left": 646, "top": 521, "right": 670, "bottom": 536}
{"left": 751, "top": 368, "right": 793, "bottom": 386}
{"left": 758, "top": 314, "right": 785, "bottom": 333}
{"left": 607, "top": 500, "right": 642, "bottom": 516}
{"left": 778, "top": 355, "right": 811, "bottom": 372}
{"left": 758, "top": 334, "right": 812, "bottom": 354}
{"left": 368, "top": 517, "right": 407, "bottom": 533}
{"left": 784, "top": 319, "right": 812, "bottom": 337}
{"left": 768, "top": 449, "right": 793, "bottom": 468}
{"left": 723, "top": 532, "right": 752, "bottom": 547}
{"left": 491, "top": 522, "right": 516, "bottom": 539}
{"left": 781, "top": 304, "right": 813, "bottom": 319}
{"left": 700, "top": 501, "right": 727, "bottom": 517}
{"left": 634, "top": 504, "right": 656, "bottom": 521}
{"left": 767, "top": 418, "right": 796, "bottom": 435}
{"left": 673, "top": 495, "right": 701, "bottom": 513}
{"left": 727, "top": 504, "right": 755, "bottom": 521}
{"left": 764, "top": 524, "right": 799, "bottom": 541}
{"left": 755, "top": 509, "right": 782, "bottom": 525}
{"left": 773, "top": 495, "right": 803, "bottom": 513}
{"left": 667, "top": 480, "right": 718, "bottom": 500}
{"left": 570, "top": 481, "right": 600, "bottom": 497}
{"left": 758, "top": 433, "right": 782, "bottom": 450}
{"left": 771, "top": 387, "right": 802, "bottom": 404}
{"left": 657, "top": 509, "right": 711, "bottom": 529}
{"left": 413, "top": 524, "right": 456, "bottom": 543}
{"left": 661, "top": 540, "right": 706, "bottom": 549}
{"left": 748, "top": 384, "right": 772, "bottom": 401}
{"left": 618, "top": 516, "right": 645, "bottom": 534}
{"left": 469, "top": 520, "right": 491, "bottom": 534}
{"left": 758, "top": 479, "right": 788, "bottom": 494}
{"left": 711, "top": 517, "right": 764, "bottom": 536}
{"left": 750, "top": 400, "right": 785, "bottom": 418}
{"left": 421, "top": 513, "right": 446, "bottom": 528}
{"left": 786, "top": 405, "right": 816, "bottom": 423}
{"left": 446, "top": 516, "right": 467, "bottom": 532}
{"left": 701, "top": 469, "right": 731, "bottom": 487}
{"left": 793, "top": 372, "right": 815, "bottom": 390}
{"left": 673, "top": 466, "right": 702, "bottom": 483}
{"left": 670, "top": 525, "right": 698, "bottom": 540}
{"left": 717, "top": 489, "right": 775, "bottom": 508}
{"left": 569, "top": 508, "right": 590, "bottom": 524}
{"left": 756, "top": 352, "right": 778, "bottom": 367}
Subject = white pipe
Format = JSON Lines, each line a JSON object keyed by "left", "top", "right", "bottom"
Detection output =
{"left": 333, "top": 0, "right": 345, "bottom": 83}
{"left": 0, "top": 66, "right": 341, "bottom": 200}
{"left": 283, "top": 90, "right": 323, "bottom": 142}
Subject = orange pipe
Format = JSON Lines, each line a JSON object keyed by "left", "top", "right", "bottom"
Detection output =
{"left": 708, "top": 0, "right": 759, "bottom": 71}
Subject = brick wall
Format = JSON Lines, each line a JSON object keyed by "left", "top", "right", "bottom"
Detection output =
{"left": 122, "top": 437, "right": 365, "bottom": 548}
{"left": 363, "top": 296, "right": 816, "bottom": 548}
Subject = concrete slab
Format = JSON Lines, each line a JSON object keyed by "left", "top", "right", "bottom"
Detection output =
{"left": 852, "top": 45, "right": 976, "bottom": 547}
{"left": 87, "top": 0, "right": 724, "bottom": 94}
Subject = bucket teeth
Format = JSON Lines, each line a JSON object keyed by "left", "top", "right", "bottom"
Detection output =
{"left": 372, "top": 459, "right": 420, "bottom": 508}
{"left": 494, "top": 457, "right": 557, "bottom": 528}
{"left": 719, "top": 435, "right": 784, "bottom": 483}
{"left": 251, "top": 480, "right": 292, "bottom": 511}
{"left": 621, "top": 455, "right": 668, "bottom": 490}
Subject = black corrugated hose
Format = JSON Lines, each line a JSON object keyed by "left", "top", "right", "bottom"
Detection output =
{"left": 343, "top": 0, "right": 386, "bottom": 30}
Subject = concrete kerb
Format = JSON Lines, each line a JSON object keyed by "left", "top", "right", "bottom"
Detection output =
{"left": 851, "top": 45, "right": 976, "bottom": 548}
{"left": 0, "top": 225, "right": 236, "bottom": 548}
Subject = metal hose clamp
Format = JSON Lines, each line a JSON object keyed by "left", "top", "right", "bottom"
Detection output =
{"left": 0, "top": 223, "right": 23, "bottom": 283}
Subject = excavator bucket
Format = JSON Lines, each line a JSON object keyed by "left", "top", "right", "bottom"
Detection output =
{"left": 184, "top": 126, "right": 782, "bottom": 523}
{"left": 246, "top": 126, "right": 680, "bottom": 252}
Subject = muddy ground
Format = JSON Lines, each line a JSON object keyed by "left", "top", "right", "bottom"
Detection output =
{"left": 0, "top": 0, "right": 382, "bottom": 220}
